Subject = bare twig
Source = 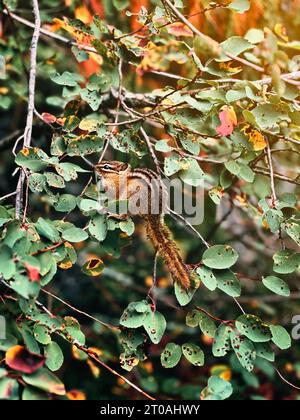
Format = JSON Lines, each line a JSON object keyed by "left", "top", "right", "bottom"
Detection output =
{"left": 0, "top": 130, "right": 22, "bottom": 151}
{"left": 265, "top": 139, "right": 277, "bottom": 207}
{"left": 41, "top": 289, "right": 119, "bottom": 332}
{"left": 15, "top": 0, "right": 41, "bottom": 219}
{"left": 276, "top": 369, "right": 300, "bottom": 392}
{"left": 71, "top": 342, "right": 156, "bottom": 401}
{"left": 0, "top": 192, "right": 17, "bottom": 202}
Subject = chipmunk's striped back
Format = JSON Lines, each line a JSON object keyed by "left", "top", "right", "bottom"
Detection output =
{"left": 95, "top": 161, "right": 191, "bottom": 289}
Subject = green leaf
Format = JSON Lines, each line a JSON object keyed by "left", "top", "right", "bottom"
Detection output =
{"left": 174, "top": 282, "right": 197, "bottom": 306}
{"left": 67, "top": 135, "right": 104, "bottom": 156}
{"left": 251, "top": 104, "right": 288, "bottom": 130}
{"left": 236, "top": 314, "right": 272, "bottom": 343}
{"left": 22, "top": 387, "right": 48, "bottom": 401}
{"left": 55, "top": 162, "right": 88, "bottom": 182}
{"left": 202, "top": 245, "right": 239, "bottom": 270}
{"left": 225, "top": 160, "right": 255, "bottom": 183}
{"left": 199, "top": 313, "right": 217, "bottom": 339}
{"left": 179, "top": 158, "right": 205, "bottom": 187}
{"left": 0, "top": 378, "right": 19, "bottom": 400}
{"left": 45, "top": 342, "right": 64, "bottom": 372}
{"left": 283, "top": 219, "right": 300, "bottom": 246}
{"left": 119, "top": 219, "right": 135, "bottom": 236}
{"left": 230, "top": 332, "right": 256, "bottom": 372}
{"left": 182, "top": 343, "right": 205, "bottom": 367}
{"left": 45, "top": 173, "right": 65, "bottom": 189}
{"left": 113, "top": 0, "right": 129, "bottom": 10}
{"left": 245, "top": 29, "right": 264, "bottom": 44}
{"left": 80, "top": 89, "right": 102, "bottom": 111}
{"left": 109, "top": 129, "right": 147, "bottom": 158}
{"left": 80, "top": 199, "right": 101, "bottom": 213}
{"left": 212, "top": 324, "right": 232, "bottom": 357}
{"left": 196, "top": 266, "right": 217, "bottom": 291}
{"left": 15, "top": 148, "right": 49, "bottom": 171}
{"left": 255, "top": 343, "right": 275, "bottom": 362}
{"left": 0, "top": 245, "right": 16, "bottom": 280}
{"left": 161, "top": 343, "right": 182, "bottom": 368}
{"left": 270, "top": 325, "right": 292, "bottom": 350}
{"left": 54, "top": 194, "right": 77, "bottom": 212}
{"left": 219, "top": 36, "right": 253, "bottom": 62}
{"left": 33, "top": 325, "right": 51, "bottom": 345}
{"left": 203, "top": 376, "right": 233, "bottom": 400}
{"left": 62, "top": 227, "right": 88, "bottom": 243}
{"left": 186, "top": 310, "right": 201, "bottom": 328}
{"left": 120, "top": 302, "right": 149, "bottom": 328}
{"left": 215, "top": 270, "right": 242, "bottom": 297}
{"left": 164, "top": 153, "right": 183, "bottom": 176}
{"left": 35, "top": 218, "right": 60, "bottom": 243}
{"left": 273, "top": 250, "right": 300, "bottom": 274}
{"left": 22, "top": 368, "right": 66, "bottom": 396}
{"left": 155, "top": 140, "right": 173, "bottom": 153}
{"left": 51, "top": 71, "right": 84, "bottom": 87}
{"left": 63, "top": 317, "right": 85, "bottom": 345}
{"left": 228, "top": 0, "right": 250, "bottom": 13}
{"left": 143, "top": 311, "right": 167, "bottom": 344}
{"left": 29, "top": 174, "right": 46, "bottom": 193}
{"left": 262, "top": 276, "right": 290, "bottom": 297}
{"left": 88, "top": 215, "right": 108, "bottom": 242}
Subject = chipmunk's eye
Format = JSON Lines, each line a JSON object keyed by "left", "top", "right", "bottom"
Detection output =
{"left": 103, "top": 165, "right": 111, "bottom": 170}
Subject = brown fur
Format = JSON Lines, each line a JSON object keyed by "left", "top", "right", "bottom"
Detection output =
{"left": 145, "top": 214, "right": 191, "bottom": 289}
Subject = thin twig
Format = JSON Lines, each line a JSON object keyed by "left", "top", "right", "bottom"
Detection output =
{"left": 265, "top": 139, "right": 277, "bottom": 207}
{"left": 15, "top": 0, "right": 41, "bottom": 219}
{"left": 71, "top": 342, "right": 156, "bottom": 401}
{"left": 41, "top": 289, "right": 119, "bottom": 332}
{"left": 0, "top": 192, "right": 17, "bottom": 202}
{"left": 276, "top": 368, "right": 300, "bottom": 392}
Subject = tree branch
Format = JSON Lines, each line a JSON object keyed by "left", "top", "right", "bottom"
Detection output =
{"left": 15, "top": 0, "right": 41, "bottom": 220}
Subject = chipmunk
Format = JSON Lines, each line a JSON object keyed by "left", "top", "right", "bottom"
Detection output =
{"left": 95, "top": 161, "right": 191, "bottom": 289}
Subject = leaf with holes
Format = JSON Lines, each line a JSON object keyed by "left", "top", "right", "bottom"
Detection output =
{"left": 230, "top": 332, "right": 257, "bottom": 372}
{"left": 161, "top": 343, "right": 182, "bottom": 368}
{"left": 270, "top": 325, "right": 291, "bottom": 350}
{"left": 196, "top": 266, "right": 217, "bottom": 291}
{"left": 273, "top": 250, "right": 300, "bottom": 274}
{"left": 262, "top": 276, "right": 290, "bottom": 297}
{"left": 182, "top": 343, "right": 205, "bottom": 367}
{"left": 45, "top": 342, "right": 64, "bottom": 372}
{"left": 199, "top": 313, "right": 217, "bottom": 339}
{"left": 236, "top": 314, "right": 272, "bottom": 343}
{"left": 120, "top": 302, "right": 149, "bottom": 329}
{"left": 82, "top": 258, "right": 104, "bottom": 277}
{"left": 212, "top": 324, "right": 233, "bottom": 357}
{"left": 215, "top": 270, "right": 242, "bottom": 297}
{"left": 203, "top": 245, "right": 239, "bottom": 270}
{"left": 143, "top": 311, "right": 167, "bottom": 344}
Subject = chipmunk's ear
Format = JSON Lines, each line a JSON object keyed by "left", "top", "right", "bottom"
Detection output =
{"left": 119, "top": 162, "right": 130, "bottom": 172}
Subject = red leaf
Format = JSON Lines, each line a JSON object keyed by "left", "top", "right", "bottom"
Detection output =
{"left": 6, "top": 346, "right": 45, "bottom": 374}
{"left": 24, "top": 263, "right": 40, "bottom": 283}
{"left": 216, "top": 106, "right": 238, "bottom": 137}
{"left": 42, "top": 112, "right": 57, "bottom": 124}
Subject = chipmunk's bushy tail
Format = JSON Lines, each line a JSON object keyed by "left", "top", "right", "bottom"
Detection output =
{"left": 145, "top": 215, "right": 191, "bottom": 289}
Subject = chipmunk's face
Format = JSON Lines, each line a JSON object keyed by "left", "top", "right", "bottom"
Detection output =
{"left": 95, "top": 161, "right": 131, "bottom": 178}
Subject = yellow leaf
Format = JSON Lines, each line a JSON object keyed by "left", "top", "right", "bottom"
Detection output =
{"left": 242, "top": 124, "right": 267, "bottom": 151}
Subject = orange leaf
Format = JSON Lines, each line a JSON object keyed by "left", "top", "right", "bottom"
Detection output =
{"left": 75, "top": 6, "right": 93, "bottom": 24}
{"left": 67, "top": 390, "right": 87, "bottom": 400}
{"left": 167, "top": 22, "right": 193, "bottom": 38}
{"left": 216, "top": 106, "right": 238, "bottom": 137}
{"left": 6, "top": 346, "right": 45, "bottom": 374}
{"left": 52, "top": 18, "right": 96, "bottom": 47}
